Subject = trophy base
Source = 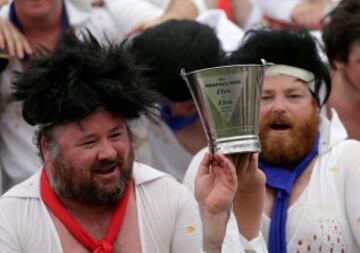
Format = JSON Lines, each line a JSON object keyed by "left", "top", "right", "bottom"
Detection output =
{"left": 214, "top": 137, "right": 261, "bottom": 154}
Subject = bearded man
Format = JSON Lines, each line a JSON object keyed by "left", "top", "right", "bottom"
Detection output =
{"left": 0, "top": 32, "right": 203, "bottom": 253}
{"left": 184, "top": 28, "right": 360, "bottom": 253}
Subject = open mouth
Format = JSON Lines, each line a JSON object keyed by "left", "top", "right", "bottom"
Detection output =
{"left": 95, "top": 166, "right": 116, "bottom": 174}
{"left": 269, "top": 123, "right": 291, "bottom": 131}
{"left": 91, "top": 164, "right": 120, "bottom": 181}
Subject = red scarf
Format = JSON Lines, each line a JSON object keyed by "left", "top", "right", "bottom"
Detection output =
{"left": 40, "top": 168, "right": 132, "bottom": 253}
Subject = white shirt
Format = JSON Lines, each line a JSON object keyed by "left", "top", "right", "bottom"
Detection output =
{"left": 132, "top": 117, "right": 193, "bottom": 182}
{"left": 184, "top": 110, "right": 360, "bottom": 252}
{"left": 196, "top": 9, "right": 244, "bottom": 52}
{"left": 0, "top": 162, "right": 202, "bottom": 253}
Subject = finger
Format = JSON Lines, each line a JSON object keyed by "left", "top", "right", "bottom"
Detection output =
{"left": 196, "top": 152, "right": 211, "bottom": 178}
{"left": 213, "top": 153, "right": 237, "bottom": 183}
{"left": 248, "top": 153, "right": 259, "bottom": 173}
{"left": 0, "top": 28, "right": 4, "bottom": 49}
{"left": 235, "top": 153, "right": 252, "bottom": 178}
{"left": 15, "top": 37, "right": 25, "bottom": 59}
{"left": 127, "top": 23, "right": 145, "bottom": 36}
{"left": 22, "top": 37, "right": 33, "bottom": 55}
{"left": 2, "top": 25, "right": 15, "bottom": 57}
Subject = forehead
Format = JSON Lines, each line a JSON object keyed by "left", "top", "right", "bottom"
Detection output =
{"left": 262, "top": 75, "right": 310, "bottom": 92}
{"left": 53, "top": 111, "right": 126, "bottom": 137}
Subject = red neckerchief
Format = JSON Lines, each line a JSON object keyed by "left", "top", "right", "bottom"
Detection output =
{"left": 40, "top": 168, "right": 132, "bottom": 253}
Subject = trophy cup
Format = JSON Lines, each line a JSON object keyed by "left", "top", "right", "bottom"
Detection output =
{"left": 181, "top": 63, "right": 265, "bottom": 155}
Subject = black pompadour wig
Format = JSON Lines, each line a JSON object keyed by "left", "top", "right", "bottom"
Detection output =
{"left": 129, "top": 19, "right": 225, "bottom": 102}
{"left": 227, "top": 28, "right": 331, "bottom": 105}
{"left": 11, "top": 31, "right": 161, "bottom": 127}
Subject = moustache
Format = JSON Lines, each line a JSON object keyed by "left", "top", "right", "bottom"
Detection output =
{"left": 91, "top": 158, "right": 124, "bottom": 173}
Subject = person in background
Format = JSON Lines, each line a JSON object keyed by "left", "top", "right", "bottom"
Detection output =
{"left": 322, "top": 0, "right": 360, "bottom": 140}
{"left": 129, "top": 19, "right": 224, "bottom": 181}
{"left": 228, "top": 0, "right": 338, "bottom": 31}
{"left": 184, "top": 28, "right": 360, "bottom": 252}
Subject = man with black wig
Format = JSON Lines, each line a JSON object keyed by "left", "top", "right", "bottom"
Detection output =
{"left": 184, "top": 28, "right": 360, "bottom": 252}
{"left": 0, "top": 32, "right": 204, "bottom": 253}
{"left": 0, "top": 0, "right": 204, "bottom": 194}
{"left": 129, "top": 19, "right": 224, "bottom": 182}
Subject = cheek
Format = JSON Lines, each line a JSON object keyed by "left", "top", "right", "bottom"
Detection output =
{"left": 116, "top": 140, "right": 132, "bottom": 158}
{"left": 66, "top": 150, "right": 96, "bottom": 173}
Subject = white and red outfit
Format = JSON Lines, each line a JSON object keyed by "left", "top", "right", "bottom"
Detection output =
{"left": 0, "top": 162, "right": 202, "bottom": 253}
{"left": 184, "top": 110, "right": 360, "bottom": 252}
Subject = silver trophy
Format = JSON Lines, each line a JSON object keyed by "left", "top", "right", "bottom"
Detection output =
{"left": 181, "top": 64, "right": 265, "bottom": 155}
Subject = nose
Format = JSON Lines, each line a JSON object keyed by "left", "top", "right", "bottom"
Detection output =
{"left": 271, "top": 96, "right": 287, "bottom": 114}
{"left": 97, "top": 140, "right": 117, "bottom": 161}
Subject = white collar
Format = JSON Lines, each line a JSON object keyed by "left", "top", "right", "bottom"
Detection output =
{"left": 2, "top": 162, "right": 168, "bottom": 199}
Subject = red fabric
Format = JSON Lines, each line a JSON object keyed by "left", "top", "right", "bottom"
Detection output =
{"left": 40, "top": 168, "right": 132, "bottom": 253}
{"left": 217, "top": 0, "right": 233, "bottom": 20}
{"left": 262, "top": 15, "right": 291, "bottom": 30}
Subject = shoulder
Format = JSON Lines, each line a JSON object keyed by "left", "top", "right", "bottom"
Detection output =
{"left": 133, "top": 162, "right": 196, "bottom": 207}
{"left": 0, "top": 172, "right": 42, "bottom": 218}
{"left": 334, "top": 139, "right": 360, "bottom": 167}
{"left": 183, "top": 147, "right": 208, "bottom": 192}
{"left": 133, "top": 162, "right": 191, "bottom": 195}
{"left": 1, "top": 172, "right": 41, "bottom": 199}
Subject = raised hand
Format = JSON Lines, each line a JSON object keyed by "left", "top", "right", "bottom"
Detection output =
{"left": 0, "top": 17, "right": 32, "bottom": 59}
{"left": 195, "top": 152, "right": 238, "bottom": 215}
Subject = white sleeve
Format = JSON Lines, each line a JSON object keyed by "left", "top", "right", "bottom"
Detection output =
{"left": 196, "top": 10, "right": 244, "bottom": 52}
{"left": 0, "top": 199, "right": 22, "bottom": 253}
{"left": 182, "top": 147, "right": 208, "bottom": 192}
{"left": 257, "top": 0, "right": 301, "bottom": 23}
{"left": 343, "top": 140, "right": 360, "bottom": 247}
{"left": 104, "top": 0, "right": 163, "bottom": 34}
{"left": 239, "top": 232, "right": 268, "bottom": 252}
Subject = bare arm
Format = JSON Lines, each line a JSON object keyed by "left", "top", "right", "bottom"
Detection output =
{"left": 229, "top": 153, "right": 266, "bottom": 240}
{"left": 128, "top": 0, "right": 198, "bottom": 34}
{"left": 290, "top": 1, "right": 330, "bottom": 30}
{"left": 195, "top": 152, "right": 266, "bottom": 252}
{"left": 230, "top": 0, "right": 253, "bottom": 29}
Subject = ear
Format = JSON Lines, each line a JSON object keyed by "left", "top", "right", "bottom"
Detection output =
{"left": 126, "top": 124, "right": 133, "bottom": 142}
{"left": 40, "top": 136, "right": 51, "bottom": 162}
{"left": 333, "top": 60, "right": 346, "bottom": 71}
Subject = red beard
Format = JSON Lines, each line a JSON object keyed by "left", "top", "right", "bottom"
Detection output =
{"left": 259, "top": 109, "right": 319, "bottom": 168}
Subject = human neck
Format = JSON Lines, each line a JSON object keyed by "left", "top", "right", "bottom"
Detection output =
{"left": 16, "top": 1, "right": 63, "bottom": 49}
{"left": 59, "top": 197, "right": 115, "bottom": 219}
{"left": 174, "top": 119, "right": 207, "bottom": 155}
{"left": 332, "top": 70, "right": 360, "bottom": 105}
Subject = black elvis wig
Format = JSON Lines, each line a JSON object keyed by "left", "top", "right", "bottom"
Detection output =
{"left": 227, "top": 28, "right": 331, "bottom": 105}
{"left": 11, "top": 31, "right": 161, "bottom": 127}
{"left": 129, "top": 19, "right": 225, "bottom": 102}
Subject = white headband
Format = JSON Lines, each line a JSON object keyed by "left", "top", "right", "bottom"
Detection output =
{"left": 265, "top": 65, "right": 316, "bottom": 93}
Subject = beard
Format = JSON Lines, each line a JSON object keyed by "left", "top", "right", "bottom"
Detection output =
{"left": 48, "top": 148, "right": 134, "bottom": 206}
{"left": 259, "top": 108, "right": 319, "bottom": 168}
